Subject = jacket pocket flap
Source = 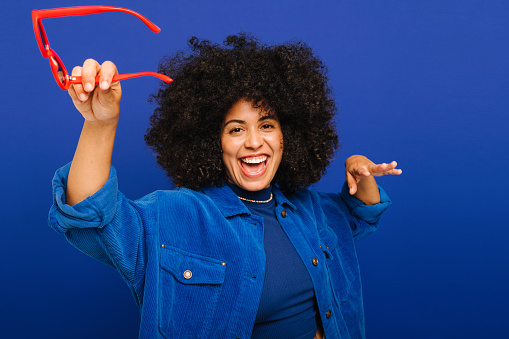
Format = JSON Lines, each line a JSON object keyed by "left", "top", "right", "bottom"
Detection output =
{"left": 160, "top": 246, "right": 226, "bottom": 285}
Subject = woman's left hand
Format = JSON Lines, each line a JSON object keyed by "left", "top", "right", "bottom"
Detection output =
{"left": 345, "top": 155, "right": 402, "bottom": 204}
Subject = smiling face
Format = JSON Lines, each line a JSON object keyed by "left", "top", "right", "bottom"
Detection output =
{"left": 221, "top": 99, "right": 283, "bottom": 191}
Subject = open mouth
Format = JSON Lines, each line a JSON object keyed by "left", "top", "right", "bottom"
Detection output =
{"left": 239, "top": 155, "right": 268, "bottom": 177}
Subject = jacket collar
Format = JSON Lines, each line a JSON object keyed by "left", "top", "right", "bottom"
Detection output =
{"left": 271, "top": 186, "right": 297, "bottom": 212}
{"left": 201, "top": 184, "right": 296, "bottom": 218}
{"left": 201, "top": 185, "right": 250, "bottom": 218}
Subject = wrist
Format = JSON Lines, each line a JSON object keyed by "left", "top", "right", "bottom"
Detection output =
{"left": 84, "top": 118, "right": 118, "bottom": 130}
{"left": 81, "top": 119, "right": 118, "bottom": 145}
{"left": 354, "top": 176, "right": 380, "bottom": 205}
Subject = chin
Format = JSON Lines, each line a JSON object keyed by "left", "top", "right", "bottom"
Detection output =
{"left": 235, "top": 177, "right": 272, "bottom": 191}
{"left": 240, "top": 182, "right": 268, "bottom": 192}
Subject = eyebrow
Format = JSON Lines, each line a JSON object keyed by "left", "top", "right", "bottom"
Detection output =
{"left": 223, "top": 116, "right": 277, "bottom": 128}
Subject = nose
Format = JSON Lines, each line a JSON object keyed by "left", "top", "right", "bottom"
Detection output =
{"left": 244, "top": 129, "right": 263, "bottom": 150}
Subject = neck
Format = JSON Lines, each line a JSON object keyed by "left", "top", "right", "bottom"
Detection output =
{"left": 227, "top": 182, "right": 272, "bottom": 202}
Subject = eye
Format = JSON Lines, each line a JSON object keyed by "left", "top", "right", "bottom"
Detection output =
{"left": 261, "top": 124, "right": 274, "bottom": 130}
{"left": 229, "top": 127, "right": 243, "bottom": 134}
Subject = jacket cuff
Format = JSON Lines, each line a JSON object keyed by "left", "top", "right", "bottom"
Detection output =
{"left": 48, "top": 162, "right": 118, "bottom": 233}
{"left": 340, "top": 181, "right": 392, "bottom": 224}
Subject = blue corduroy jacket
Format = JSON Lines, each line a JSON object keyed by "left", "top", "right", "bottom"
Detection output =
{"left": 49, "top": 163, "right": 391, "bottom": 339}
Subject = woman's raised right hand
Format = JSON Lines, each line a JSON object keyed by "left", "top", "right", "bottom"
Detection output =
{"left": 68, "top": 59, "right": 122, "bottom": 123}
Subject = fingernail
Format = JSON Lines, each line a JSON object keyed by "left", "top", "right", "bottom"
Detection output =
{"left": 84, "top": 83, "right": 94, "bottom": 92}
{"left": 101, "top": 81, "right": 109, "bottom": 90}
{"left": 79, "top": 93, "right": 87, "bottom": 101}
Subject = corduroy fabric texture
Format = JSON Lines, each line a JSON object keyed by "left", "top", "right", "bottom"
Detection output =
{"left": 49, "top": 163, "right": 391, "bottom": 339}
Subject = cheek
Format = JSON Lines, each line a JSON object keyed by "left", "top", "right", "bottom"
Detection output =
{"left": 221, "top": 152, "right": 236, "bottom": 180}
{"left": 221, "top": 138, "right": 240, "bottom": 162}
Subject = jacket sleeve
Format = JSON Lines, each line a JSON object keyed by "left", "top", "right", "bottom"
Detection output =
{"left": 319, "top": 182, "right": 391, "bottom": 242}
{"left": 48, "top": 162, "right": 153, "bottom": 288}
{"left": 339, "top": 181, "right": 391, "bottom": 224}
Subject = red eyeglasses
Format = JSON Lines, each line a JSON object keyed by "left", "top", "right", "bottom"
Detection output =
{"left": 32, "top": 6, "right": 173, "bottom": 90}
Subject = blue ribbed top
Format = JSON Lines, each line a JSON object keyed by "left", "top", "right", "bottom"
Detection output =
{"left": 228, "top": 183, "right": 318, "bottom": 339}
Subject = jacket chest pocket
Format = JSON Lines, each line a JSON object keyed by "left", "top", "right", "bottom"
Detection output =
{"left": 319, "top": 227, "right": 355, "bottom": 305}
{"left": 158, "top": 246, "right": 226, "bottom": 338}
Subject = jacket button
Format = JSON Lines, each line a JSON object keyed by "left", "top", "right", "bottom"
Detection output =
{"left": 326, "top": 310, "right": 332, "bottom": 318}
{"left": 312, "top": 257, "right": 318, "bottom": 266}
{"left": 183, "top": 270, "right": 192, "bottom": 279}
{"left": 281, "top": 209, "right": 287, "bottom": 218}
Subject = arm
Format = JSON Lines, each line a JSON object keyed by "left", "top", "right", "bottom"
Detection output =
{"left": 315, "top": 155, "right": 399, "bottom": 242}
{"left": 344, "top": 155, "right": 402, "bottom": 205}
{"left": 50, "top": 163, "right": 150, "bottom": 288}
{"left": 49, "top": 59, "right": 147, "bottom": 286}
{"left": 66, "top": 59, "right": 122, "bottom": 206}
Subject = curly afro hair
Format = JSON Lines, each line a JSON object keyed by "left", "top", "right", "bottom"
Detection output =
{"left": 145, "top": 33, "right": 339, "bottom": 192}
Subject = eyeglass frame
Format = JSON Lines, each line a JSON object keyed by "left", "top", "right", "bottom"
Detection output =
{"left": 32, "top": 5, "right": 173, "bottom": 90}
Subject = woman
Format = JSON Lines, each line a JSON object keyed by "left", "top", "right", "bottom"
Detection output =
{"left": 49, "top": 35, "right": 401, "bottom": 339}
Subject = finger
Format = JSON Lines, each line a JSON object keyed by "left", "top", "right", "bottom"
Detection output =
{"left": 371, "top": 164, "right": 402, "bottom": 176}
{"left": 82, "top": 59, "right": 101, "bottom": 93}
{"left": 347, "top": 163, "right": 370, "bottom": 177}
{"left": 386, "top": 168, "right": 403, "bottom": 175}
{"left": 360, "top": 166, "right": 371, "bottom": 176}
{"left": 69, "top": 66, "right": 88, "bottom": 102}
{"left": 380, "top": 161, "right": 398, "bottom": 172}
{"left": 98, "top": 60, "right": 118, "bottom": 91}
{"left": 369, "top": 162, "right": 394, "bottom": 174}
{"left": 372, "top": 170, "right": 402, "bottom": 177}
{"left": 346, "top": 171, "right": 358, "bottom": 195}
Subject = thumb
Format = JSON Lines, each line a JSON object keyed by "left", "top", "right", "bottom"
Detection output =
{"left": 346, "top": 171, "right": 357, "bottom": 195}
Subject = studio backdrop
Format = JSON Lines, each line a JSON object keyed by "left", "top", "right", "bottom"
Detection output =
{"left": 0, "top": 0, "right": 507, "bottom": 338}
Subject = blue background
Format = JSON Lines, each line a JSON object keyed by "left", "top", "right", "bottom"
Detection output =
{"left": 1, "top": 0, "right": 508, "bottom": 338}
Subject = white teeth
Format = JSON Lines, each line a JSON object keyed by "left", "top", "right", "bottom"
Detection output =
{"left": 241, "top": 155, "right": 267, "bottom": 164}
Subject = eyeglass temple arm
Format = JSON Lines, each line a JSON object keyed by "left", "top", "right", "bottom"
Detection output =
{"left": 69, "top": 73, "right": 173, "bottom": 84}
{"left": 33, "top": 6, "right": 161, "bottom": 32}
